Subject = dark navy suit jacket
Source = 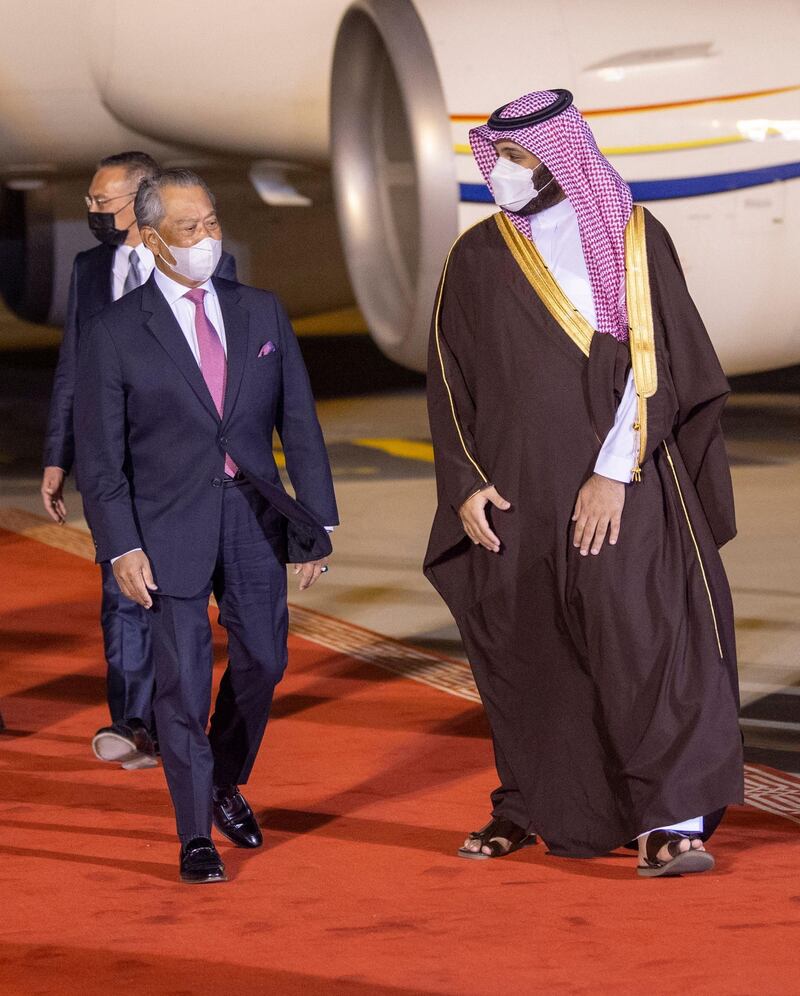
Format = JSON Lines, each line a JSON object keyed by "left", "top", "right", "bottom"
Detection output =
{"left": 74, "top": 272, "right": 338, "bottom": 597}
{"left": 43, "top": 242, "right": 237, "bottom": 473}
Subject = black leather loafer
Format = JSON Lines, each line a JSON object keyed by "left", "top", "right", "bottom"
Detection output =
{"left": 92, "top": 719, "right": 157, "bottom": 769}
{"left": 179, "top": 836, "right": 227, "bottom": 884}
{"left": 212, "top": 786, "right": 263, "bottom": 848}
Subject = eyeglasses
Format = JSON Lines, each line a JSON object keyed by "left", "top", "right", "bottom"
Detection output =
{"left": 84, "top": 191, "right": 137, "bottom": 210}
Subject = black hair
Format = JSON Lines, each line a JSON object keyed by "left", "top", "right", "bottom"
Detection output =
{"left": 96, "top": 151, "right": 160, "bottom": 186}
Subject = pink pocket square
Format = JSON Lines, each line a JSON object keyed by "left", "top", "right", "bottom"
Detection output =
{"left": 258, "top": 341, "right": 277, "bottom": 357}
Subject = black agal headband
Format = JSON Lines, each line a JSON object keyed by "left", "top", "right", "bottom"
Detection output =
{"left": 487, "top": 89, "right": 574, "bottom": 131}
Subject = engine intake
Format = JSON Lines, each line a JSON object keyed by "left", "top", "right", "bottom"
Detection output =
{"left": 330, "top": 0, "right": 458, "bottom": 372}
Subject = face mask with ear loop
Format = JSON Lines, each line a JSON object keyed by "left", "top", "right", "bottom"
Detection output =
{"left": 489, "top": 157, "right": 556, "bottom": 211}
{"left": 152, "top": 230, "right": 222, "bottom": 283}
{"left": 87, "top": 200, "right": 134, "bottom": 247}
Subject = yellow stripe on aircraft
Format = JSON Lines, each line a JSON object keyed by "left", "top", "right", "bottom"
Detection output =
{"left": 454, "top": 129, "right": 785, "bottom": 158}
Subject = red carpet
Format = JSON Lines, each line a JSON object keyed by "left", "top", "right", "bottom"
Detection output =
{"left": 1, "top": 523, "right": 799, "bottom": 995}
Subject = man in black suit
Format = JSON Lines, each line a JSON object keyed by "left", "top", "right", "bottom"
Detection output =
{"left": 41, "top": 152, "right": 237, "bottom": 769}
{"left": 75, "top": 168, "right": 337, "bottom": 883}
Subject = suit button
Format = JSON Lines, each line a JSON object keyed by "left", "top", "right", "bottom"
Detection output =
{"left": 211, "top": 477, "right": 222, "bottom": 487}
{"left": 220, "top": 436, "right": 228, "bottom": 445}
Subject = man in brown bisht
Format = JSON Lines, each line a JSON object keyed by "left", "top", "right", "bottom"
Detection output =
{"left": 424, "top": 89, "right": 743, "bottom": 877}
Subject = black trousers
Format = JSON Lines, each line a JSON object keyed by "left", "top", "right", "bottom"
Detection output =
{"left": 100, "top": 561, "right": 154, "bottom": 728}
{"left": 148, "top": 480, "right": 288, "bottom": 842}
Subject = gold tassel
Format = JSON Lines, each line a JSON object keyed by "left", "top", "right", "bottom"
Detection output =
{"left": 632, "top": 422, "right": 642, "bottom": 481}
{"left": 631, "top": 393, "right": 647, "bottom": 483}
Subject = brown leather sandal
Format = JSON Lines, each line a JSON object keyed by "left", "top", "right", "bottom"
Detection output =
{"left": 457, "top": 817, "right": 538, "bottom": 860}
{"left": 638, "top": 830, "right": 715, "bottom": 878}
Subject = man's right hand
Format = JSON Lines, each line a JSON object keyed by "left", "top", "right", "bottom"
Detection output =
{"left": 458, "top": 485, "right": 511, "bottom": 553}
{"left": 112, "top": 550, "right": 158, "bottom": 608}
{"left": 41, "top": 466, "right": 67, "bottom": 523}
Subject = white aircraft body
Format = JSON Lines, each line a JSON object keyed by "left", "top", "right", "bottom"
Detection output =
{"left": 1, "top": 0, "right": 798, "bottom": 374}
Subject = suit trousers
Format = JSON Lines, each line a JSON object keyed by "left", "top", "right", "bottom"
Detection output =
{"left": 100, "top": 560, "right": 154, "bottom": 728}
{"left": 148, "top": 479, "right": 289, "bottom": 841}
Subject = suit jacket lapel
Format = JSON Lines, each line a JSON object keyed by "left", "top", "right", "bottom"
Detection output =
{"left": 141, "top": 275, "right": 220, "bottom": 422}
{"left": 214, "top": 279, "right": 249, "bottom": 426}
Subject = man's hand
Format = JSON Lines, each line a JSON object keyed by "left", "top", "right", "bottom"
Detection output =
{"left": 572, "top": 473, "right": 626, "bottom": 556}
{"left": 292, "top": 557, "right": 329, "bottom": 591}
{"left": 459, "top": 485, "right": 511, "bottom": 553}
{"left": 112, "top": 550, "right": 158, "bottom": 608}
{"left": 41, "top": 466, "right": 67, "bottom": 523}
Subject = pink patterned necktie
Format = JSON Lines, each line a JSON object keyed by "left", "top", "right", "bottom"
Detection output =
{"left": 183, "top": 287, "right": 238, "bottom": 477}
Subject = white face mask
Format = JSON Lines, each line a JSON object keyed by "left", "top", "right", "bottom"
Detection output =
{"left": 155, "top": 231, "right": 222, "bottom": 283}
{"left": 489, "top": 157, "right": 553, "bottom": 212}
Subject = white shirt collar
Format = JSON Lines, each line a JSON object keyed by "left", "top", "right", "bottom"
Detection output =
{"left": 116, "top": 242, "right": 155, "bottom": 266}
{"left": 153, "top": 265, "right": 216, "bottom": 306}
{"left": 529, "top": 197, "right": 576, "bottom": 231}
{"left": 132, "top": 243, "right": 155, "bottom": 268}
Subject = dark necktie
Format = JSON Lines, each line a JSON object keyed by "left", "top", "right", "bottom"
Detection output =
{"left": 122, "top": 250, "right": 142, "bottom": 296}
{"left": 183, "top": 287, "right": 238, "bottom": 477}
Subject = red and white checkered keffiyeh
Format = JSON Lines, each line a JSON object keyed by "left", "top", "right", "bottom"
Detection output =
{"left": 470, "top": 90, "right": 632, "bottom": 340}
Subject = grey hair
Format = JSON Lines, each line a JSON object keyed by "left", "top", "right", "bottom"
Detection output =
{"left": 133, "top": 168, "right": 217, "bottom": 231}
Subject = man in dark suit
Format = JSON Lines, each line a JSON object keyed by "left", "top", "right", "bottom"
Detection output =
{"left": 75, "top": 168, "right": 337, "bottom": 884}
{"left": 41, "top": 152, "right": 237, "bottom": 770}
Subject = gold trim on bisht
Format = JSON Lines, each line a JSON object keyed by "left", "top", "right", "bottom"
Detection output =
{"left": 662, "top": 442, "right": 724, "bottom": 658}
{"left": 433, "top": 227, "right": 489, "bottom": 486}
{"left": 494, "top": 212, "right": 595, "bottom": 358}
{"left": 624, "top": 204, "right": 658, "bottom": 481}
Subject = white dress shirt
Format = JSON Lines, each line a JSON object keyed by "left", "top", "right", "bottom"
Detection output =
{"left": 152, "top": 267, "right": 227, "bottom": 358}
{"left": 527, "top": 199, "right": 638, "bottom": 484}
{"left": 112, "top": 243, "right": 155, "bottom": 302}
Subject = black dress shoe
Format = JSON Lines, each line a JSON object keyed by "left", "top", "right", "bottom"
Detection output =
{"left": 179, "top": 836, "right": 227, "bottom": 884}
{"left": 212, "top": 786, "right": 263, "bottom": 848}
{"left": 92, "top": 719, "right": 157, "bottom": 769}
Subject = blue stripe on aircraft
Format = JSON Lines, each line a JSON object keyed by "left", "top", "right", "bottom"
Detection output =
{"left": 459, "top": 160, "right": 800, "bottom": 203}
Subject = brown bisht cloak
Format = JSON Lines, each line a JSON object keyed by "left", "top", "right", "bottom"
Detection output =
{"left": 423, "top": 207, "right": 744, "bottom": 858}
